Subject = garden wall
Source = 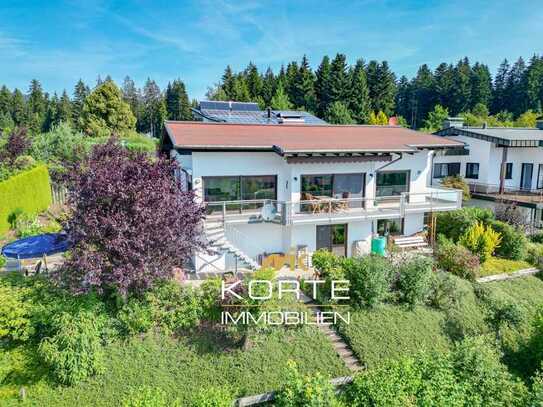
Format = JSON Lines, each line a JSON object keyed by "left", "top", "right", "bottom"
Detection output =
{"left": 0, "top": 165, "right": 52, "bottom": 234}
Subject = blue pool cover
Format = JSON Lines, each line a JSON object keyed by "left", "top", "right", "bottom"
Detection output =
{"left": 1, "top": 233, "right": 72, "bottom": 259}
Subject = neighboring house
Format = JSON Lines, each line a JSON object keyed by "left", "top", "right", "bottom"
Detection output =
{"left": 433, "top": 117, "right": 543, "bottom": 227}
{"left": 191, "top": 100, "right": 327, "bottom": 125}
{"left": 162, "top": 121, "right": 464, "bottom": 273}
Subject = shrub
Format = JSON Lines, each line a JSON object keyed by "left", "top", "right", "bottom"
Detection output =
{"left": 122, "top": 386, "right": 178, "bottom": 407}
{"left": 0, "top": 282, "right": 33, "bottom": 342}
{"left": 0, "top": 255, "right": 6, "bottom": 268}
{"left": 12, "top": 154, "right": 36, "bottom": 170}
{"left": 459, "top": 222, "right": 501, "bottom": 263}
{"left": 38, "top": 310, "right": 105, "bottom": 385}
{"left": 526, "top": 243, "right": 543, "bottom": 269}
{"left": 275, "top": 360, "right": 339, "bottom": 407}
{"left": 117, "top": 298, "right": 154, "bottom": 336}
{"left": 395, "top": 255, "right": 434, "bottom": 307}
{"left": 311, "top": 249, "right": 340, "bottom": 276}
{"left": 435, "top": 236, "right": 481, "bottom": 280}
{"left": 436, "top": 207, "right": 494, "bottom": 242}
{"left": 427, "top": 271, "right": 461, "bottom": 310}
{"left": 342, "top": 255, "right": 392, "bottom": 308}
{"left": 192, "top": 386, "right": 233, "bottom": 407}
{"left": 490, "top": 220, "right": 527, "bottom": 260}
{"left": 531, "top": 232, "right": 543, "bottom": 244}
{"left": 145, "top": 281, "right": 202, "bottom": 334}
{"left": 13, "top": 213, "right": 43, "bottom": 237}
{"left": 494, "top": 202, "right": 528, "bottom": 228}
{"left": 441, "top": 175, "right": 470, "bottom": 201}
{"left": 0, "top": 165, "right": 52, "bottom": 234}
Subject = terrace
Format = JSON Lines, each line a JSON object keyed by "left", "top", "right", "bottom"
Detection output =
{"left": 468, "top": 182, "right": 543, "bottom": 208}
{"left": 205, "top": 186, "right": 462, "bottom": 226}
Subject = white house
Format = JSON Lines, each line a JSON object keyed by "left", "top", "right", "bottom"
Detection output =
{"left": 433, "top": 118, "right": 543, "bottom": 227}
{"left": 162, "top": 121, "right": 464, "bottom": 273}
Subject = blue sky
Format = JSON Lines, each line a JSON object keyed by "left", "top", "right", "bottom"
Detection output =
{"left": 1, "top": 0, "right": 542, "bottom": 99}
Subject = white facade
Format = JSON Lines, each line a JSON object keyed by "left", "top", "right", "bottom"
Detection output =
{"left": 433, "top": 135, "right": 543, "bottom": 191}
{"left": 173, "top": 149, "right": 462, "bottom": 272}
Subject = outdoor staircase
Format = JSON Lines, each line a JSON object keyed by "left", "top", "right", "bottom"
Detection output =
{"left": 204, "top": 221, "right": 260, "bottom": 271}
{"left": 392, "top": 235, "right": 429, "bottom": 250}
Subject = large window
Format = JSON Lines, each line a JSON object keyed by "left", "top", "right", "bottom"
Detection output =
{"left": 316, "top": 224, "right": 347, "bottom": 257}
{"left": 433, "top": 162, "right": 460, "bottom": 178}
{"left": 465, "top": 163, "right": 480, "bottom": 179}
{"left": 203, "top": 175, "right": 277, "bottom": 203}
{"left": 538, "top": 164, "right": 543, "bottom": 189}
{"left": 376, "top": 171, "right": 409, "bottom": 197}
{"left": 301, "top": 173, "right": 365, "bottom": 203}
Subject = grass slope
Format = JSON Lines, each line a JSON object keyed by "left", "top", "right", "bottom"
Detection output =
{"left": 480, "top": 258, "right": 533, "bottom": 277}
{"left": 1, "top": 326, "right": 348, "bottom": 406}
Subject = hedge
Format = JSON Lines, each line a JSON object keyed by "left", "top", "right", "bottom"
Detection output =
{"left": 0, "top": 165, "right": 52, "bottom": 234}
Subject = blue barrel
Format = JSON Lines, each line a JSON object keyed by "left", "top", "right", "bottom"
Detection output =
{"left": 371, "top": 236, "right": 387, "bottom": 256}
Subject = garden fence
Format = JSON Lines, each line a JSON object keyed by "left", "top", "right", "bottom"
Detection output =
{"left": 51, "top": 183, "right": 68, "bottom": 205}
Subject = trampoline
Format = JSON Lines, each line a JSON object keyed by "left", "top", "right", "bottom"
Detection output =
{"left": 1, "top": 233, "right": 71, "bottom": 260}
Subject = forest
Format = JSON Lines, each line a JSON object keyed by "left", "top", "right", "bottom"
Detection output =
{"left": 0, "top": 53, "right": 542, "bottom": 141}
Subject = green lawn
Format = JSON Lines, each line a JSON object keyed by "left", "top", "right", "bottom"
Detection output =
{"left": 480, "top": 257, "right": 534, "bottom": 277}
{"left": 337, "top": 276, "right": 543, "bottom": 370}
{"left": 0, "top": 326, "right": 348, "bottom": 406}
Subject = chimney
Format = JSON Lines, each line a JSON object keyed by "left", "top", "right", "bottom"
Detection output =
{"left": 482, "top": 122, "right": 487, "bottom": 129}
{"left": 536, "top": 119, "right": 543, "bottom": 130}
{"left": 442, "top": 117, "right": 464, "bottom": 129}
{"left": 267, "top": 107, "right": 272, "bottom": 119}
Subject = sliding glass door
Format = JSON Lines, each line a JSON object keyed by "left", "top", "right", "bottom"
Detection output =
{"left": 316, "top": 224, "right": 347, "bottom": 257}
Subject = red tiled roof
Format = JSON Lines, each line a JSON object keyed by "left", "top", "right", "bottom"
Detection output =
{"left": 164, "top": 121, "right": 463, "bottom": 153}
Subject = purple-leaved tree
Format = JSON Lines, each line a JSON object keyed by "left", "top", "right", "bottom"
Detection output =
{"left": 57, "top": 137, "right": 207, "bottom": 296}
{"left": 1, "top": 127, "right": 31, "bottom": 164}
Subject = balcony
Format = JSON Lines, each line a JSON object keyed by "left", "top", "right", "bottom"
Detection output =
{"left": 467, "top": 182, "right": 543, "bottom": 208}
{"left": 205, "top": 186, "right": 462, "bottom": 225}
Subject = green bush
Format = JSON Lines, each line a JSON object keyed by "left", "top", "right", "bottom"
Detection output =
{"left": 441, "top": 175, "right": 470, "bottom": 201}
{"left": 122, "top": 386, "right": 178, "bottom": 407}
{"left": 526, "top": 243, "right": 543, "bottom": 269}
{"left": 531, "top": 232, "right": 543, "bottom": 244}
{"left": 344, "top": 337, "right": 528, "bottom": 406}
{"left": 192, "top": 386, "right": 233, "bottom": 407}
{"left": 145, "top": 281, "right": 202, "bottom": 334}
{"left": 435, "top": 235, "right": 481, "bottom": 281}
{"left": 395, "top": 255, "right": 434, "bottom": 307}
{"left": 275, "top": 360, "right": 340, "bottom": 407}
{"left": 459, "top": 222, "right": 502, "bottom": 263}
{"left": 0, "top": 255, "right": 6, "bottom": 268}
{"left": 117, "top": 298, "right": 154, "bottom": 336}
{"left": 0, "top": 282, "right": 34, "bottom": 342}
{"left": 0, "top": 165, "right": 52, "bottom": 234}
{"left": 38, "top": 310, "right": 105, "bottom": 385}
{"left": 436, "top": 207, "right": 494, "bottom": 242}
{"left": 490, "top": 220, "right": 527, "bottom": 260}
{"left": 13, "top": 213, "right": 43, "bottom": 237}
{"left": 427, "top": 271, "right": 461, "bottom": 311}
{"left": 311, "top": 249, "right": 340, "bottom": 276}
{"left": 342, "top": 255, "right": 392, "bottom": 308}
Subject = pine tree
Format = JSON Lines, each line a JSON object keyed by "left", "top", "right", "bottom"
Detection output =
{"left": 492, "top": 59, "right": 510, "bottom": 114}
{"left": 315, "top": 56, "right": 332, "bottom": 117}
{"left": 450, "top": 58, "right": 472, "bottom": 115}
{"left": 325, "top": 101, "right": 354, "bottom": 124}
{"left": 270, "top": 84, "right": 292, "bottom": 110}
{"left": 433, "top": 63, "right": 455, "bottom": 110}
{"left": 221, "top": 66, "right": 236, "bottom": 99}
{"left": 11, "top": 89, "right": 26, "bottom": 127}
{"left": 523, "top": 55, "right": 543, "bottom": 113}
{"left": 141, "top": 78, "right": 167, "bottom": 137}
{"left": 165, "top": 79, "right": 192, "bottom": 121}
{"left": 285, "top": 62, "right": 299, "bottom": 106}
{"left": 0, "top": 86, "right": 11, "bottom": 117}
{"left": 411, "top": 64, "right": 435, "bottom": 128}
{"left": 27, "top": 79, "right": 47, "bottom": 132}
{"left": 293, "top": 55, "right": 316, "bottom": 112}
{"left": 73, "top": 79, "right": 90, "bottom": 128}
{"left": 367, "top": 61, "right": 396, "bottom": 116}
{"left": 395, "top": 76, "right": 414, "bottom": 127}
{"left": 470, "top": 62, "right": 492, "bottom": 110}
{"left": 43, "top": 92, "right": 59, "bottom": 131}
{"left": 261, "top": 67, "right": 276, "bottom": 106}
{"left": 244, "top": 62, "right": 263, "bottom": 101}
{"left": 329, "top": 53, "right": 350, "bottom": 104}
{"left": 505, "top": 57, "right": 526, "bottom": 116}
{"left": 232, "top": 74, "right": 251, "bottom": 101}
{"left": 122, "top": 76, "right": 141, "bottom": 122}
{"left": 57, "top": 90, "right": 72, "bottom": 125}
{"left": 349, "top": 59, "right": 371, "bottom": 124}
